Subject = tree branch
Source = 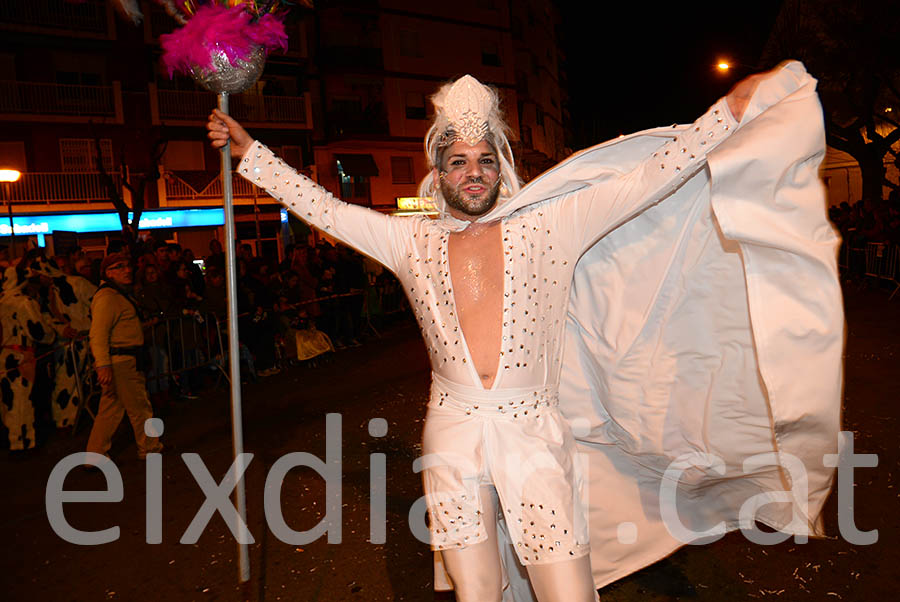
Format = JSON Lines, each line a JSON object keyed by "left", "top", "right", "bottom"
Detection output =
{"left": 884, "top": 125, "right": 900, "bottom": 147}
{"left": 878, "top": 113, "right": 900, "bottom": 130}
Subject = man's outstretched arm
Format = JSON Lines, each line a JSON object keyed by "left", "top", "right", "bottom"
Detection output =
{"left": 206, "top": 110, "right": 407, "bottom": 273}
{"left": 552, "top": 68, "right": 774, "bottom": 255}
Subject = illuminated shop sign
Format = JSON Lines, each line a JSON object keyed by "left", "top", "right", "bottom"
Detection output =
{"left": 0, "top": 208, "right": 225, "bottom": 237}
{"left": 395, "top": 197, "right": 437, "bottom": 213}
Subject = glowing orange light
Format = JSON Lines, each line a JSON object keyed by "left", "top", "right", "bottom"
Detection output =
{"left": 0, "top": 169, "right": 21, "bottom": 182}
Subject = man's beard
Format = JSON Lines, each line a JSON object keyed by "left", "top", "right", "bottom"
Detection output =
{"left": 440, "top": 177, "right": 501, "bottom": 217}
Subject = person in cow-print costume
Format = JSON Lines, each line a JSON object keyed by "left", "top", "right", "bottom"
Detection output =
{"left": 0, "top": 263, "right": 65, "bottom": 451}
{"left": 28, "top": 256, "right": 98, "bottom": 429}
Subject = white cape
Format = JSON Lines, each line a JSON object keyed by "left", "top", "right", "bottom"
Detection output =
{"left": 436, "top": 61, "right": 843, "bottom": 599}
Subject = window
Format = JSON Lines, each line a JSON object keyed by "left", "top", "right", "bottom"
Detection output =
{"left": 391, "top": 156, "right": 414, "bottom": 184}
{"left": 59, "top": 138, "right": 113, "bottom": 172}
{"left": 481, "top": 41, "right": 501, "bottom": 67}
{"left": 336, "top": 154, "right": 378, "bottom": 202}
{"left": 405, "top": 92, "right": 426, "bottom": 120}
{"left": 340, "top": 174, "right": 370, "bottom": 201}
{"left": 536, "top": 108, "right": 544, "bottom": 127}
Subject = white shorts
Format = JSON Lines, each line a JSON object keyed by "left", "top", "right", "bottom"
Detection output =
{"left": 421, "top": 373, "right": 590, "bottom": 565}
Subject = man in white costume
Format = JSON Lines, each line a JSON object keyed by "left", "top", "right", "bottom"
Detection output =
{"left": 207, "top": 61, "right": 842, "bottom": 601}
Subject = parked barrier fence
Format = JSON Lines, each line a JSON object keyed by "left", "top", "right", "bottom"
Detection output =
{"left": 863, "top": 242, "right": 900, "bottom": 299}
{"left": 65, "top": 289, "right": 392, "bottom": 431}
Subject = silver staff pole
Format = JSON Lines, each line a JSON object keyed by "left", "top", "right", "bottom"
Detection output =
{"left": 218, "top": 91, "right": 250, "bottom": 583}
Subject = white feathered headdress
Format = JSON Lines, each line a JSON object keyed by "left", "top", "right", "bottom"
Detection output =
{"left": 418, "top": 75, "right": 521, "bottom": 215}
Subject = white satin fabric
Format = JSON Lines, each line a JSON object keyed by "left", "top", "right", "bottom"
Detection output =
{"left": 474, "top": 61, "right": 843, "bottom": 596}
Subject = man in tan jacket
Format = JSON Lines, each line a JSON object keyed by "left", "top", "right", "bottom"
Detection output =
{"left": 86, "top": 252, "right": 162, "bottom": 462}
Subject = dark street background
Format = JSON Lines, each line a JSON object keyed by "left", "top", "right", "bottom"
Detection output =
{"left": 1, "top": 282, "right": 897, "bottom": 601}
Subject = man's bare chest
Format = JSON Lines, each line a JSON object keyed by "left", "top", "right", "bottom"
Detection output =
{"left": 447, "top": 222, "right": 504, "bottom": 386}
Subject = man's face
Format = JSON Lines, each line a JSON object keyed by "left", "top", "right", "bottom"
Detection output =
{"left": 105, "top": 261, "right": 133, "bottom": 286}
{"left": 433, "top": 139, "right": 501, "bottom": 220}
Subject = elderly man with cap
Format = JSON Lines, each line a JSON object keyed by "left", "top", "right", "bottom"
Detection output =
{"left": 85, "top": 252, "right": 162, "bottom": 463}
{"left": 207, "top": 63, "right": 843, "bottom": 602}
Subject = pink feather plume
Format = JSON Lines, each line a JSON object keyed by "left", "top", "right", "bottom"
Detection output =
{"left": 160, "top": 4, "right": 287, "bottom": 78}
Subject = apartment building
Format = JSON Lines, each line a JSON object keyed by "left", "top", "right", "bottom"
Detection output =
{"left": 0, "top": 0, "right": 314, "bottom": 259}
{"left": 308, "top": 0, "right": 570, "bottom": 213}
{"left": 0, "top": 0, "right": 570, "bottom": 257}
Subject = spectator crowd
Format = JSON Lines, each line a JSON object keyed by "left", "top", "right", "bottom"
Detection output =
{"left": 0, "top": 237, "right": 401, "bottom": 458}
{"left": 829, "top": 192, "right": 900, "bottom": 280}
{"left": 829, "top": 192, "right": 900, "bottom": 247}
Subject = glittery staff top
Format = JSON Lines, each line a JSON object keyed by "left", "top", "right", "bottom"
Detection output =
{"left": 238, "top": 98, "right": 737, "bottom": 391}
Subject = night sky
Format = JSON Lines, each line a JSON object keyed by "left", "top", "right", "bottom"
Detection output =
{"left": 559, "top": 1, "right": 786, "bottom": 149}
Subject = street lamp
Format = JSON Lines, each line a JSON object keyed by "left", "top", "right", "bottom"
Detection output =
{"left": 0, "top": 168, "right": 21, "bottom": 257}
{"left": 715, "top": 58, "right": 756, "bottom": 75}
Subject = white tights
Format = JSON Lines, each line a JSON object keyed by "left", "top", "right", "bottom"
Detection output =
{"left": 440, "top": 486, "right": 599, "bottom": 602}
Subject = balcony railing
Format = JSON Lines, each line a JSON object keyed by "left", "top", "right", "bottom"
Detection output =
{"left": 154, "top": 87, "right": 309, "bottom": 126}
{"left": 2, "top": 172, "right": 124, "bottom": 205}
{"left": 1, "top": 169, "right": 309, "bottom": 208}
{"left": 0, "top": 0, "right": 111, "bottom": 37}
{"left": 163, "top": 171, "right": 265, "bottom": 203}
{"left": 0, "top": 80, "right": 122, "bottom": 121}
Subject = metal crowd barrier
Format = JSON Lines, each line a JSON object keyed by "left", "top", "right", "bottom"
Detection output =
{"left": 69, "top": 277, "right": 409, "bottom": 430}
{"left": 864, "top": 242, "right": 900, "bottom": 299}
{"left": 71, "top": 313, "right": 230, "bottom": 433}
{"left": 145, "top": 312, "right": 231, "bottom": 396}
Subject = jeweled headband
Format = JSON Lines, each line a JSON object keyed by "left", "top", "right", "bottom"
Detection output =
{"left": 434, "top": 75, "right": 495, "bottom": 147}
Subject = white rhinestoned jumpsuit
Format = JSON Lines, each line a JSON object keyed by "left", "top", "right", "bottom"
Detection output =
{"left": 238, "top": 97, "right": 736, "bottom": 567}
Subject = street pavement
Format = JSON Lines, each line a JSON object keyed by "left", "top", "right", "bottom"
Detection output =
{"left": 1, "top": 283, "right": 896, "bottom": 601}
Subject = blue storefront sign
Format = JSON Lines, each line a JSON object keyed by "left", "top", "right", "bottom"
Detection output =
{"left": 0, "top": 208, "right": 225, "bottom": 237}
